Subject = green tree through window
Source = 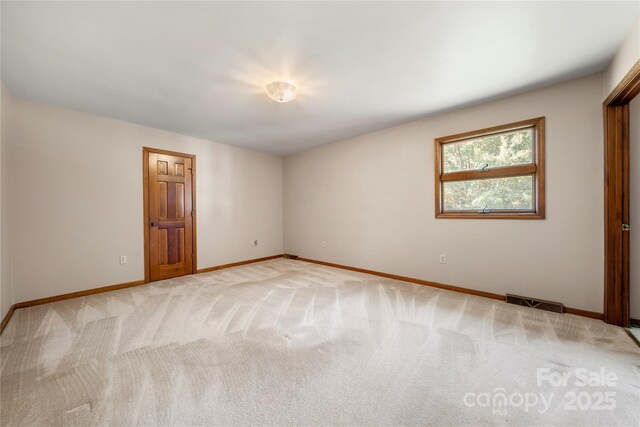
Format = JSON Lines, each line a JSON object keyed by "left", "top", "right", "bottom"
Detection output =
{"left": 435, "top": 118, "right": 545, "bottom": 219}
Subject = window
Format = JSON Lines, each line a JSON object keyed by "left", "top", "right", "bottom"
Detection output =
{"left": 434, "top": 117, "right": 545, "bottom": 219}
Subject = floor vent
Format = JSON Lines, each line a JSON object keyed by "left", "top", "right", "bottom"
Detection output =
{"left": 283, "top": 254, "right": 299, "bottom": 260}
{"left": 506, "top": 294, "right": 564, "bottom": 314}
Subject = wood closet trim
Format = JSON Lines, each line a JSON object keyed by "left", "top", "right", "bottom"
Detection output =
{"left": 604, "top": 60, "right": 640, "bottom": 106}
{"left": 143, "top": 147, "right": 198, "bottom": 283}
{"left": 603, "top": 59, "right": 640, "bottom": 327}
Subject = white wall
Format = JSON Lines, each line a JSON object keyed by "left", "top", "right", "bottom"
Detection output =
{"left": 284, "top": 74, "right": 604, "bottom": 313}
{"left": 631, "top": 97, "right": 640, "bottom": 320}
{"left": 603, "top": 17, "right": 640, "bottom": 99}
{"left": 1, "top": 82, "right": 14, "bottom": 319}
{"left": 10, "top": 100, "right": 283, "bottom": 302}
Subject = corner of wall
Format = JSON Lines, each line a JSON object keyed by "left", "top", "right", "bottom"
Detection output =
{"left": 0, "top": 80, "right": 14, "bottom": 320}
{"left": 602, "top": 17, "right": 640, "bottom": 99}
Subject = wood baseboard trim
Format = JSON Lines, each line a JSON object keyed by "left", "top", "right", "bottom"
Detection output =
{"left": 297, "top": 257, "right": 604, "bottom": 321}
{"left": 14, "top": 279, "right": 147, "bottom": 309}
{"left": 10, "top": 255, "right": 282, "bottom": 312}
{"left": 564, "top": 307, "right": 604, "bottom": 320}
{"left": 196, "top": 254, "right": 283, "bottom": 274}
{"left": 13, "top": 255, "right": 284, "bottom": 310}
{"left": 1, "top": 254, "right": 285, "bottom": 334}
{"left": 2, "top": 254, "right": 605, "bottom": 333}
{"left": 298, "top": 257, "right": 505, "bottom": 301}
{"left": 0, "top": 304, "right": 16, "bottom": 334}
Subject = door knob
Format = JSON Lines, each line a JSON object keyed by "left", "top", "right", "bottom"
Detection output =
{"left": 150, "top": 222, "right": 158, "bottom": 227}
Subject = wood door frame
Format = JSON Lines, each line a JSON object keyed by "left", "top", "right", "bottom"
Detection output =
{"left": 603, "top": 60, "right": 640, "bottom": 327}
{"left": 143, "top": 147, "right": 197, "bottom": 283}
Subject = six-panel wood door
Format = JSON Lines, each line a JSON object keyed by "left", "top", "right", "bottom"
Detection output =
{"left": 147, "top": 151, "right": 194, "bottom": 281}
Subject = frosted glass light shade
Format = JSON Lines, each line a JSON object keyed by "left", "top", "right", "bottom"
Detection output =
{"left": 265, "top": 81, "right": 297, "bottom": 103}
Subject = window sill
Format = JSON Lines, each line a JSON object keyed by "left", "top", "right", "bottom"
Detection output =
{"left": 436, "top": 212, "right": 545, "bottom": 220}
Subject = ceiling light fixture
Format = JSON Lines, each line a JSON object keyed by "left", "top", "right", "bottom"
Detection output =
{"left": 265, "top": 81, "right": 297, "bottom": 103}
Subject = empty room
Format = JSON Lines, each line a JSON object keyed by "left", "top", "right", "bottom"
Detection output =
{"left": 1, "top": 1, "right": 640, "bottom": 426}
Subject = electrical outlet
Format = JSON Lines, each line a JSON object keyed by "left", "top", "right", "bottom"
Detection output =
{"left": 439, "top": 254, "right": 446, "bottom": 264}
{"left": 120, "top": 255, "right": 127, "bottom": 265}
{"left": 249, "top": 240, "right": 258, "bottom": 247}
{"left": 322, "top": 241, "right": 326, "bottom": 248}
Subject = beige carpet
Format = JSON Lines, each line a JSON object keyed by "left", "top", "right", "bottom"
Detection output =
{"left": 1, "top": 258, "right": 639, "bottom": 426}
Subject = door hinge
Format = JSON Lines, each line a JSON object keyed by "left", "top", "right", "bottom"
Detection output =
{"left": 622, "top": 224, "right": 631, "bottom": 232}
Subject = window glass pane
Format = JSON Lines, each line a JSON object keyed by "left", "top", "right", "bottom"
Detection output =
{"left": 442, "top": 128, "right": 533, "bottom": 173}
{"left": 443, "top": 176, "right": 533, "bottom": 211}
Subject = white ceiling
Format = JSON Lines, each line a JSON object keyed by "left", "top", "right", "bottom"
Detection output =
{"left": 2, "top": 2, "right": 638, "bottom": 155}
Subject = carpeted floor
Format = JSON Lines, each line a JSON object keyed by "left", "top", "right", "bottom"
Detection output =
{"left": 1, "top": 258, "right": 639, "bottom": 426}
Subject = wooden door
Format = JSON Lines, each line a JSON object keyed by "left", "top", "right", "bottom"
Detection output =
{"left": 145, "top": 148, "right": 195, "bottom": 282}
{"left": 604, "top": 104, "right": 630, "bottom": 326}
